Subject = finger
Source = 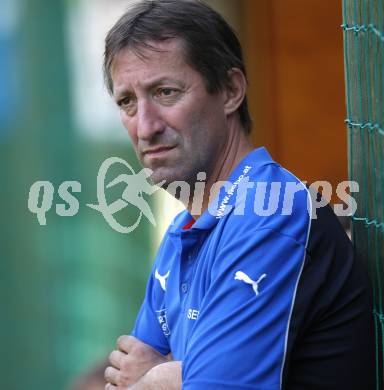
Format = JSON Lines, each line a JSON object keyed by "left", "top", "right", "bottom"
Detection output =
{"left": 104, "top": 366, "right": 120, "bottom": 386}
{"left": 109, "top": 350, "right": 125, "bottom": 369}
{"left": 166, "top": 352, "right": 174, "bottom": 361}
{"left": 117, "top": 335, "right": 136, "bottom": 353}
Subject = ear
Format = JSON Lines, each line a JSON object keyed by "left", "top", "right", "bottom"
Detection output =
{"left": 223, "top": 68, "right": 247, "bottom": 117}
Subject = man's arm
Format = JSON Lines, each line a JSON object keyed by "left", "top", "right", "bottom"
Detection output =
{"left": 104, "top": 335, "right": 173, "bottom": 389}
{"left": 129, "top": 361, "right": 182, "bottom": 390}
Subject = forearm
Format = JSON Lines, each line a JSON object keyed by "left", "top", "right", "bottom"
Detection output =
{"left": 105, "top": 335, "right": 173, "bottom": 389}
{"left": 130, "top": 361, "right": 182, "bottom": 390}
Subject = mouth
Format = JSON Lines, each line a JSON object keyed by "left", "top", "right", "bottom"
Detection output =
{"left": 142, "top": 145, "right": 177, "bottom": 159}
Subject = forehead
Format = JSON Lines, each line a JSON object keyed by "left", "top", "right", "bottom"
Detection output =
{"left": 111, "top": 39, "right": 199, "bottom": 94}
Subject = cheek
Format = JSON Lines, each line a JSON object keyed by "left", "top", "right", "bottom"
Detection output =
{"left": 120, "top": 111, "right": 138, "bottom": 144}
{"left": 184, "top": 104, "right": 219, "bottom": 143}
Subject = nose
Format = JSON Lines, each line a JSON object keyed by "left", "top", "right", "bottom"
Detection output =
{"left": 136, "top": 99, "right": 166, "bottom": 141}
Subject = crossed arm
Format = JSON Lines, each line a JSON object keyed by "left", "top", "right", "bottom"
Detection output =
{"left": 104, "top": 335, "right": 181, "bottom": 390}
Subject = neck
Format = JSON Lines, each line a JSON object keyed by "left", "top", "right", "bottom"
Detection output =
{"left": 189, "top": 122, "right": 253, "bottom": 219}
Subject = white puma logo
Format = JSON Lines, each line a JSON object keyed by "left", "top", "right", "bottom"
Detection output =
{"left": 155, "top": 269, "right": 170, "bottom": 292}
{"left": 234, "top": 271, "right": 267, "bottom": 296}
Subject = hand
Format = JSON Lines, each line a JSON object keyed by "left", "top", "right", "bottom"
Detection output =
{"left": 104, "top": 335, "right": 170, "bottom": 389}
{"left": 130, "top": 361, "right": 182, "bottom": 390}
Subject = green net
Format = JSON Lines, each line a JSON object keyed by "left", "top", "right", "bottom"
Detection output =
{"left": 342, "top": 0, "right": 384, "bottom": 388}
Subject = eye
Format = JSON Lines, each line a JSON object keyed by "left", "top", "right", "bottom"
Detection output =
{"left": 156, "top": 88, "right": 180, "bottom": 98}
{"left": 160, "top": 88, "right": 176, "bottom": 96}
{"left": 117, "top": 95, "right": 137, "bottom": 116}
{"left": 154, "top": 88, "right": 182, "bottom": 105}
{"left": 118, "top": 96, "right": 134, "bottom": 107}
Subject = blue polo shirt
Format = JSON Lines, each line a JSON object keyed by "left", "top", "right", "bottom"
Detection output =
{"left": 132, "top": 148, "right": 375, "bottom": 389}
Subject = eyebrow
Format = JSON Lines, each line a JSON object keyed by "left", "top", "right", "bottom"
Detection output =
{"left": 114, "top": 77, "right": 186, "bottom": 101}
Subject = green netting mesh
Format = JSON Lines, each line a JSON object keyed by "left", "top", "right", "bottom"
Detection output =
{"left": 342, "top": 0, "right": 384, "bottom": 388}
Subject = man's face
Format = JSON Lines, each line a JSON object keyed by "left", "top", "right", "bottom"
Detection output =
{"left": 111, "top": 39, "right": 229, "bottom": 186}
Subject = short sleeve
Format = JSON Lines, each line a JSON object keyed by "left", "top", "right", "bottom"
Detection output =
{"left": 182, "top": 227, "right": 308, "bottom": 389}
{"left": 131, "top": 272, "right": 171, "bottom": 356}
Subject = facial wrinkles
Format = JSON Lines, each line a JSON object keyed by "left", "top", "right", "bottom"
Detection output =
{"left": 112, "top": 41, "right": 231, "bottom": 187}
{"left": 136, "top": 96, "right": 198, "bottom": 166}
{"left": 114, "top": 46, "right": 191, "bottom": 94}
{"left": 114, "top": 59, "right": 194, "bottom": 143}
{"left": 137, "top": 131, "right": 181, "bottom": 158}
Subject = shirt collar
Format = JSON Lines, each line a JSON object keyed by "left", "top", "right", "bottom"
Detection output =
{"left": 169, "top": 147, "right": 276, "bottom": 234}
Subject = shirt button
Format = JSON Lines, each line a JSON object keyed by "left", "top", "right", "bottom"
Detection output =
{"left": 181, "top": 283, "right": 188, "bottom": 293}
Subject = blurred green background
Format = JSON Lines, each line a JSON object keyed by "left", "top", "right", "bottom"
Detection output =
{"left": 0, "top": 0, "right": 163, "bottom": 389}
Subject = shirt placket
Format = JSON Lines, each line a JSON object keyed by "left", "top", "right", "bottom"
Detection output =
{"left": 179, "top": 232, "right": 199, "bottom": 308}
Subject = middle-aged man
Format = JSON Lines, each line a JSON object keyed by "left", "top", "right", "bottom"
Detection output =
{"left": 103, "top": 1, "right": 375, "bottom": 389}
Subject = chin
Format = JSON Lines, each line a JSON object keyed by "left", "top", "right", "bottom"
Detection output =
{"left": 150, "top": 166, "right": 189, "bottom": 188}
{"left": 147, "top": 169, "right": 172, "bottom": 187}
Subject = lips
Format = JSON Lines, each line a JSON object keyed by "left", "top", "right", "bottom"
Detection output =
{"left": 142, "top": 145, "right": 177, "bottom": 158}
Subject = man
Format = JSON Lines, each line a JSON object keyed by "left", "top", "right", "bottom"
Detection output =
{"left": 103, "top": 1, "right": 375, "bottom": 389}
